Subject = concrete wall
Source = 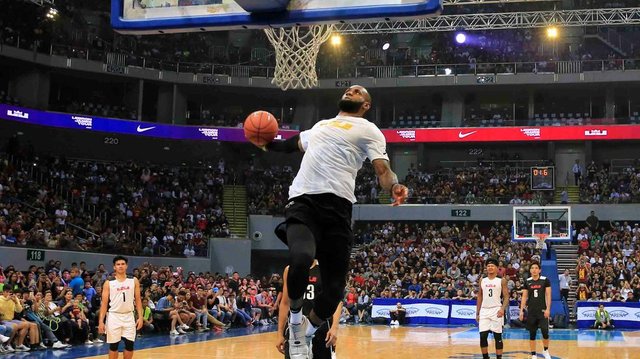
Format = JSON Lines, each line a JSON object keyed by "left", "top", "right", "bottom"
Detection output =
{"left": 249, "top": 215, "right": 287, "bottom": 251}
{"left": 209, "top": 239, "right": 252, "bottom": 276}
{"left": 352, "top": 204, "right": 640, "bottom": 223}
{"left": 0, "top": 246, "right": 211, "bottom": 273}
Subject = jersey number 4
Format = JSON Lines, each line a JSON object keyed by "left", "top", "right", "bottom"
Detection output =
{"left": 304, "top": 285, "right": 315, "bottom": 300}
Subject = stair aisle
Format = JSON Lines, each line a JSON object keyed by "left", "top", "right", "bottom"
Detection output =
{"left": 554, "top": 244, "right": 579, "bottom": 323}
{"left": 222, "top": 185, "right": 248, "bottom": 237}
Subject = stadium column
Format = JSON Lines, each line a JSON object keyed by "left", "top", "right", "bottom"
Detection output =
{"left": 605, "top": 87, "right": 615, "bottom": 119}
{"left": 441, "top": 90, "right": 464, "bottom": 127}
{"left": 10, "top": 69, "right": 50, "bottom": 109}
{"left": 528, "top": 89, "right": 535, "bottom": 121}
{"left": 155, "top": 84, "right": 186, "bottom": 124}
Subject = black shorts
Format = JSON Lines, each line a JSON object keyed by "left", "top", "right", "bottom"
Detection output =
{"left": 276, "top": 193, "right": 353, "bottom": 248}
{"left": 527, "top": 314, "right": 549, "bottom": 332}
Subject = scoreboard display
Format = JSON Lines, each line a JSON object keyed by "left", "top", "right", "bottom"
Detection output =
{"left": 530, "top": 166, "right": 555, "bottom": 190}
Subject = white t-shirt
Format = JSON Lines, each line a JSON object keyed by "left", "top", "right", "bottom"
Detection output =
{"left": 480, "top": 276, "right": 503, "bottom": 311}
{"left": 55, "top": 209, "right": 68, "bottom": 225}
{"left": 289, "top": 116, "right": 389, "bottom": 203}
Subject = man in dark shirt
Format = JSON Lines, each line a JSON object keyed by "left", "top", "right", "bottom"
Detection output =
{"left": 519, "top": 262, "right": 552, "bottom": 359}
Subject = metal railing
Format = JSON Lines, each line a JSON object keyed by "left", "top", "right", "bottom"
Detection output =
{"left": 2, "top": 36, "right": 640, "bottom": 80}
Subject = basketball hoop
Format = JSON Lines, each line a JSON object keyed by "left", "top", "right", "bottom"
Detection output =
{"left": 534, "top": 233, "right": 548, "bottom": 250}
{"left": 264, "top": 24, "right": 335, "bottom": 91}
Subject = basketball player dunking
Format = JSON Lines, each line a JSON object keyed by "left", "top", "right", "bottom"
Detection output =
{"left": 257, "top": 85, "right": 408, "bottom": 359}
{"left": 98, "top": 256, "right": 143, "bottom": 359}
{"left": 476, "top": 258, "right": 509, "bottom": 359}
{"left": 519, "top": 261, "right": 552, "bottom": 359}
{"left": 276, "top": 260, "right": 341, "bottom": 359}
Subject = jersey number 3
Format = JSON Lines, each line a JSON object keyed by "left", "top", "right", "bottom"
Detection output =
{"left": 304, "top": 285, "right": 315, "bottom": 300}
{"left": 488, "top": 288, "right": 493, "bottom": 297}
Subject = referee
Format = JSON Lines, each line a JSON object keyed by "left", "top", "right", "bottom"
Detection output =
{"left": 519, "top": 262, "right": 552, "bottom": 359}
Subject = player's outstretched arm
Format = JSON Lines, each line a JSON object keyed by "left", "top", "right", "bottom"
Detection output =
{"left": 499, "top": 277, "right": 509, "bottom": 318}
{"left": 325, "top": 301, "right": 343, "bottom": 348}
{"left": 134, "top": 277, "right": 144, "bottom": 330}
{"left": 476, "top": 277, "right": 483, "bottom": 323}
{"left": 372, "top": 159, "right": 408, "bottom": 206}
{"left": 263, "top": 134, "right": 304, "bottom": 153}
{"left": 519, "top": 286, "right": 528, "bottom": 322}
{"left": 544, "top": 283, "right": 552, "bottom": 318}
{"left": 98, "top": 281, "right": 110, "bottom": 334}
{"left": 276, "top": 266, "right": 291, "bottom": 354}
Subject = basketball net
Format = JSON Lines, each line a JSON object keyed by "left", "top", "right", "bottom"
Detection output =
{"left": 534, "top": 233, "right": 548, "bottom": 250}
{"left": 264, "top": 24, "right": 335, "bottom": 91}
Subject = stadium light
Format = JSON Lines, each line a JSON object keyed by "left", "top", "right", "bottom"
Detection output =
{"left": 444, "top": 68, "right": 452, "bottom": 75}
{"left": 455, "top": 33, "right": 466, "bottom": 44}
{"left": 546, "top": 26, "right": 558, "bottom": 39}
{"left": 46, "top": 7, "right": 58, "bottom": 19}
{"left": 330, "top": 34, "right": 342, "bottom": 46}
{"left": 382, "top": 42, "right": 391, "bottom": 51}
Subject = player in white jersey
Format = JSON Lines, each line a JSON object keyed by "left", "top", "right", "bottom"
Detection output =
{"left": 257, "top": 85, "right": 408, "bottom": 359}
{"left": 476, "top": 258, "right": 509, "bottom": 359}
{"left": 98, "top": 256, "right": 143, "bottom": 359}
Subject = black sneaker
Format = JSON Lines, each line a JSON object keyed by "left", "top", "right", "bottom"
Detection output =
{"left": 311, "top": 321, "right": 335, "bottom": 359}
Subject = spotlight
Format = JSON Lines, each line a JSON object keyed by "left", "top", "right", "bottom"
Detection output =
{"left": 455, "top": 33, "right": 466, "bottom": 44}
{"left": 46, "top": 8, "right": 58, "bottom": 19}
{"left": 382, "top": 42, "right": 390, "bottom": 51}
{"left": 444, "top": 68, "right": 452, "bottom": 75}
{"left": 330, "top": 34, "right": 342, "bottom": 46}
{"left": 546, "top": 27, "right": 558, "bottom": 39}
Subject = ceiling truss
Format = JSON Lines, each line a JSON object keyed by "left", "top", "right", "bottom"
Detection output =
{"left": 336, "top": 7, "right": 640, "bottom": 34}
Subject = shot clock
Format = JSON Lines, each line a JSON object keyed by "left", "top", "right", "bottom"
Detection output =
{"left": 530, "top": 166, "right": 555, "bottom": 190}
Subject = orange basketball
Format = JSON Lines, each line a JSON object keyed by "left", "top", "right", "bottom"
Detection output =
{"left": 244, "top": 111, "right": 279, "bottom": 147}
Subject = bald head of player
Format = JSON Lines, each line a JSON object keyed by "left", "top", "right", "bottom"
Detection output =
{"left": 338, "top": 85, "right": 372, "bottom": 117}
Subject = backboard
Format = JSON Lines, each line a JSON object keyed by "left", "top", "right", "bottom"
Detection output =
{"left": 111, "top": 0, "right": 443, "bottom": 34}
{"left": 513, "top": 206, "right": 571, "bottom": 242}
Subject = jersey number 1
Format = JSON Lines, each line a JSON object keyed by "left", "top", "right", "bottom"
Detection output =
{"left": 123, "top": 292, "right": 126, "bottom": 302}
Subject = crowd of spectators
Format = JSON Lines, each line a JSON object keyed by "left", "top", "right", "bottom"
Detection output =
{"left": 578, "top": 160, "right": 640, "bottom": 204}
{"left": 0, "top": 259, "right": 284, "bottom": 352}
{"left": 0, "top": 152, "right": 232, "bottom": 258}
{"left": 573, "top": 219, "right": 640, "bottom": 304}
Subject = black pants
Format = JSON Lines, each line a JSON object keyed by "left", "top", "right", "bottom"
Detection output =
{"left": 390, "top": 310, "right": 406, "bottom": 324}
{"left": 561, "top": 289, "right": 569, "bottom": 302}
{"left": 574, "top": 172, "right": 581, "bottom": 185}
{"left": 278, "top": 193, "right": 353, "bottom": 320}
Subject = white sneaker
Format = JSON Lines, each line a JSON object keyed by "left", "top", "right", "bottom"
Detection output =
{"left": 93, "top": 338, "right": 104, "bottom": 344}
{"left": 170, "top": 329, "right": 180, "bottom": 336}
{"left": 85, "top": 340, "right": 94, "bottom": 345}
{"left": 180, "top": 324, "right": 190, "bottom": 330}
{"left": 52, "top": 341, "right": 68, "bottom": 349}
{"left": 531, "top": 355, "right": 537, "bottom": 359}
{"left": 4, "top": 345, "right": 15, "bottom": 352}
{"left": 542, "top": 350, "right": 552, "bottom": 359}
{"left": 0, "top": 345, "right": 5, "bottom": 354}
{"left": 39, "top": 342, "right": 48, "bottom": 350}
{"left": 0, "top": 334, "right": 9, "bottom": 344}
{"left": 288, "top": 315, "right": 311, "bottom": 359}
{"left": 15, "top": 344, "right": 31, "bottom": 352}
{"left": 177, "top": 327, "right": 187, "bottom": 334}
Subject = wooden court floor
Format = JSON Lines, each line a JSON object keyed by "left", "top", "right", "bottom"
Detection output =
{"left": 78, "top": 325, "right": 640, "bottom": 359}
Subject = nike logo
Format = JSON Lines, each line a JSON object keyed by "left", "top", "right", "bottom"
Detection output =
{"left": 458, "top": 131, "right": 477, "bottom": 139}
{"left": 136, "top": 125, "right": 156, "bottom": 133}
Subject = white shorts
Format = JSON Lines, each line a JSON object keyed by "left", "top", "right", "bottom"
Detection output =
{"left": 479, "top": 307, "right": 503, "bottom": 333}
{"left": 106, "top": 312, "right": 136, "bottom": 343}
{"left": 479, "top": 317, "right": 504, "bottom": 333}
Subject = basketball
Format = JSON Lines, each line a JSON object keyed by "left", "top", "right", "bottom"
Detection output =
{"left": 244, "top": 111, "right": 279, "bottom": 147}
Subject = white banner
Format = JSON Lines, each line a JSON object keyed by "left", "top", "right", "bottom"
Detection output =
{"left": 371, "top": 303, "right": 449, "bottom": 319}
{"left": 577, "top": 306, "right": 640, "bottom": 322}
{"left": 450, "top": 304, "right": 476, "bottom": 319}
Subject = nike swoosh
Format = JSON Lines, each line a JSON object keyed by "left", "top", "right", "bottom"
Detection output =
{"left": 137, "top": 125, "right": 156, "bottom": 133}
{"left": 458, "top": 131, "right": 477, "bottom": 139}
